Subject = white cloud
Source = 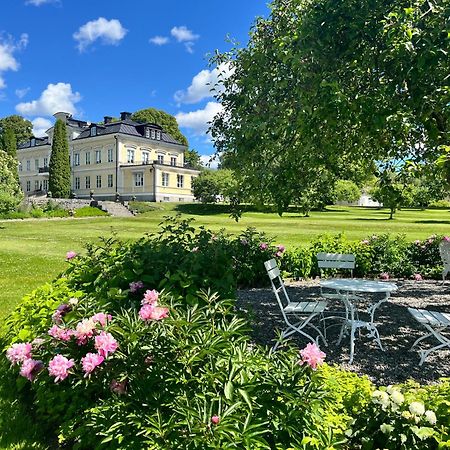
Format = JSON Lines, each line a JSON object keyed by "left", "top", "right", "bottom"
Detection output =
{"left": 25, "top": 0, "right": 59, "bottom": 5}
{"left": 15, "top": 87, "right": 30, "bottom": 98}
{"left": 170, "top": 26, "right": 199, "bottom": 43}
{"left": 176, "top": 102, "right": 223, "bottom": 136}
{"left": 16, "top": 82, "right": 81, "bottom": 116}
{"left": 200, "top": 154, "right": 218, "bottom": 169}
{"left": 73, "top": 17, "right": 127, "bottom": 52}
{"left": 0, "top": 33, "right": 28, "bottom": 89}
{"left": 32, "top": 117, "right": 52, "bottom": 137}
{"left": 174, "top": 63, "right": 234, "bottom": 104}
{"left": 149, "top": 36, "right": 169, "bottom": 46}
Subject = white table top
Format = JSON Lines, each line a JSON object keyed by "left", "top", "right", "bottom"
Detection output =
{"left": 320, "top": 278, "right": 398, "bottom": 293}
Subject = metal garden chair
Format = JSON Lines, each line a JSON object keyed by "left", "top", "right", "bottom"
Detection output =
{"left": 439, "top": 240, "right": 450, "bottom": 284}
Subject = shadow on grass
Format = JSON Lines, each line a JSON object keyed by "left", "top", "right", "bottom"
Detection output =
{"left": 415, "top": 220, "right": 450, "bottom": 225}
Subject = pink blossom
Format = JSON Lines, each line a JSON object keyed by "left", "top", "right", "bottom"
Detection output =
{"left": 379, "top": 272, "right": 390, "bottom": 280}
{"left": 414, "top": 273, "right": 423, "bottom": 281}
{"left": 142, "top": 289, "right": 159, "bottom": 306}
{"left": 443, "top": 236, "right": 450, "bottom": 242}
{"left": 65, "top": 251, "right": 77, "bottom": 260}
{"left": 6, "top": 343, "right": 32, "bottom": 365}
{"left": 110, "top": 379, "right": 127, "bottom": 395}
{"left": 275, "top": 251, "right": 283, "bottom": 258}
{"left": 299, "top": 343, "right": 326, "bottom": 370}
{"left": 415, "top": 240, "right": 421, "bottom": 245}
{"left": 48, "top": 355, "right": 75, "bottom": 382}
{"left": 129, "top": 281, "right": 144, "bottom": 293}
{"left": 139, "top": 304, "right": 169, "bottom": 321}
{"left": 75, "top": 318, "right": 97, "bottom": 345}
{"left": 52, "top": 304, "right": 72, "bottom": 324}
{"left": 48, "top": 325, "right": 74, "bottom": 341}
{"left": 259, "top": 242, "right": 268, "bottom": 250}
{"left": 81, "top": 352, "right": 104, "bottom": 376}
{"left": 91, "top": 312, "right": 112, "bottom": 328}
{"left": 19, "top": 359, "right": 44, "bottom": 381}
{"left": 211, "top": 415, "right": 220, "bottom": 425}
{"left": 94, "top": 331, "right": 118, "bottom": 358}
{"left": 276, "top": 244, "right": 285, "bottom": 253}
{"left": 361, "top": 239, "right": 369, "bottom": 245}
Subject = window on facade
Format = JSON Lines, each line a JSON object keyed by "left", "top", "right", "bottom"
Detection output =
{"left": 75, "top": 177, "right": 80, "bottom": 190}
{"left": 96, "top": 175, "right": 102, "bottom": 189}
{"left": 85, "top": 152, "right": 91, "bottom": 165}
{"left": 127, "top": 149, "right": 135, "bottom": 163}
{"left": 35, "top": 180, "right": 40, "bottom": 191}
{"left": 43, "top": 179, "right": 48, "bottom": 191}
{"left": 90, "top": 127, "right": 96, "bottom": 137}
{"left": 108, "top": 174, "right": 113, "bottom": 188}
{"left": 35, "top": 159, "right": 39, "bottom": 170}
{"left": 157, "top": 154, "right": 164, "bottom": 164}
{"left": 145, "top": 127, "right": 150, "bottom": 138}
{"left": 26, "top": 160, "right": 30, "bottom": 171}
{"left": 142, "top": 151, "right": 149, "bottom": 164}
{"left": 85, "top": 176, "right": 91, "bottom": 189}
{"left": 95, "top": 150, "right": 102, "bottom": 164}
{"left": 26, "top": 181, "right": 31, "bottom": 192}
{"left": 44, "top": 157, "right": 48, "bottom": 167}
{"left": 177, "top": 174, "right": 184, "bottom": 188}
{"left": 151, "top": 129, "right": 156, "bottom": 139}
{"left": 162, "top": 172, "right": 169, "bottom": 187}
{"left": 74, "top": 153, "right": 80, "bottom": 166}
{"left": 170, "top": 156, "right": 177, "bottom": 166}
{"left": 19, "top": 162, "right": 22, "bottom": 172}
{"left": 134, "top": 172, "right": 144, "bottom": 187}
{"left": 107, "top": 148, "right": 114, "bottom": 162}
{"left": 163, "top": 196, "right": 170, "bottom": 201}
{"left": 31, "top": 138, "right": 35, "bottom": 146}
{"left": 156, "top": 131, "right": 161, "bottom": 140}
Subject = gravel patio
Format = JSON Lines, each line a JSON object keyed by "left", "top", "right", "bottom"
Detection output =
{"left": 237, "top": 279, "right": 450, "bottom": 386}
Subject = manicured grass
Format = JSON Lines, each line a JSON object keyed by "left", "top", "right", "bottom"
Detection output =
{"left": 0, "top": 204, "right": 449, "bottom": 320}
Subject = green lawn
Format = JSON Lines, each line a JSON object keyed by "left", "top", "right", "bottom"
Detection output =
{"left": 0, "top": 203, "right": 449, "bottom": 320}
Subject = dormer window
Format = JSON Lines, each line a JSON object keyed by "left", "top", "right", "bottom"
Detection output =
{"left": 90, "top": 126, "right": 97, "bottom": 137}
{"left": 151, "top": 129, "right": 156, "bottom": 139}
{"left": 145, "top": 127, "right": 151, "bottom": 138}
{"left": 156, "top": 131, "right": 161, "bottom": 140}
{"left": 31, "top": 138, "right": 35, "bottom": 146}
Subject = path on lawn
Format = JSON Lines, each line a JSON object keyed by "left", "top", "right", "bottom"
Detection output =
{"left": 237, "top": 279, "right": 450, "bottom": 386}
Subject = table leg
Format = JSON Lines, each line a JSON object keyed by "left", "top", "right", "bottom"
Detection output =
{"left": 348, "top": 297, "right": 356, "bottom": 364}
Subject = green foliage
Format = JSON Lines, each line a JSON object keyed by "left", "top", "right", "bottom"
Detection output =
{"left": 334, "top": 180, "right": 361, "bottom": 203}
{"left": 184, "top": 148, "right": 203, "bottom": 169}
{"left": 48, "top": 120, "right": 71, "bottom": 199}
{"left": 192, "top": 169, "right": 237, "bottom": 203}
{"left": 131, "top": 108, "right": 188, "bottom": 146}
{"left": 0, "top": 115, "right": 32, "bottom": 146}
{"left": 429, "top": 199, "right": 450, "bottom": 208}
{"left": 0, "top": 126, "right": 17, "bottom": 158}
{"left": 0, "top": 150, "right": 23, "bottom": 214}
{"left": 74, "top": 206, "right": 108, "bottom": 217}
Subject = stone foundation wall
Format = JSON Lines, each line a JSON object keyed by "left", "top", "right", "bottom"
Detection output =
{"left": 24, "top": 198, "right": 94, "bottom": 210}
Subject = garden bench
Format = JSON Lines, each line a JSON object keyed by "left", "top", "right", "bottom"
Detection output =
{"left": 408, "top": 307, "right": 450, "bottom": 365}
{"left": 439, "top": 240, "right": 450, "bottom": 283}
{"left": 264, "top": 259, "right": 327, "bottom": 350}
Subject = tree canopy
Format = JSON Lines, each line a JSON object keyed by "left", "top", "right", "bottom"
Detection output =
{"left": 0, "top": 150, "right": 23, "bottom": 214}
{"left": 184, "top": 148, "right": 203, "bottom": 169}
{"left": 0, "top": 115, "right": 33, "bottom": 146}
{"left": 211, "top": 0, "right": 449, "bottom": 214}
{"left": 49, "top": 119, "right": 71, "bottom": 198}
{"left": 0, "top": 127, "right": 17, "bottom": 159}
{"left": 131, "top": 108, "right": 188, "bottom": 146}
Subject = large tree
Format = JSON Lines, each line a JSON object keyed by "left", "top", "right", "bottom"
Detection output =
{"left": 184, "top": 148, "right": 203, "bottom": 169}
{"left": 0, "top": 150, "right": 23, "bottom": 214}
{"left": 49, "top": 119, "right": 71, "bottom": 198}
{"left": 131, "top": 108, "right": 188, "bottom": 146}
{"left": 0, "top": 115, "right": 32, "bottom": 146}
{"left": 0, "top": 127, "right": 17, "bottom": 159}
{"left": 211, "top": 0, "right": 449, "bottom": 214}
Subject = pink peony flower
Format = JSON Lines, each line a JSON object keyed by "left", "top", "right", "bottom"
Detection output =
{"left": 94, "top": 331, "right": 118, "bottom": 358}
{"left": 414, "top": 273, "right": 423, "bottom": 281}
{"left": 276, "top": 244, "right": 285, "bottom": 253}
{"left": 110, "top": 379, "right": 127, "bottom": 395}
{"left": 129, "top": 281, "right": 144, "bottom": 293}
{"left": 81, "top": 353, "right": 104, "bottom": 376}
{"left": 211, "top": 415, "right": 220, "bottom": 425}
{"left": 91, "top": 312, "right": 112, "bottom": 328}
{"left": 52, "top": 304, "right": 72, "bottom": 324}
{"left": 19, "top": 359, "right": 44, "bottom": 381}
{"left": 75, "top": 318, "right": 97, "bottom": 345}
{"left": 139, "top": 304, "right": 169, "bottom": 321}
{"left": 415, "top": 240, "right": 421, "bottom": 245}
{"left": 48, "top": 355, "right": 75, "bottom": 382}
{"left": 259, "top": 242, "right": 268, "bottom": 250}
{"left": 48, "top": 325, "right": 74, "bottom": 341}
{"left": 443, "top": 236, "right": 450, "bottom": 242}
{"left": 379, "top": 272, "right": 390, "bottom": 280}
{"left": 299, "top": 343, "right": 326, "bottom": 370}
{"left": 275, "top": 251, "right": 283, "bottom": 258}
{"left": 65, "top": 251, "right": 77, "bottom": 260}
{"left": 142, "top": 289, "right": 159, "bottom": 306}
{"left": 361, "top": 239, "right": 369, "bottom": 245}
{"left": 6, "top": 343, "right": 32, "bottom": 365}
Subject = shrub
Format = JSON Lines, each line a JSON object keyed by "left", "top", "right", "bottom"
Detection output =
{"left": 74, "top": 206, "right": 108, "bottom": 217}
{"left": 428, "top": 199, "right": 450, "bottom": 208}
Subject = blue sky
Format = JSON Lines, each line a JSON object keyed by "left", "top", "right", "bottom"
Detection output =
{"left": 0, "top": 0, "right": 269, "bottom": 162}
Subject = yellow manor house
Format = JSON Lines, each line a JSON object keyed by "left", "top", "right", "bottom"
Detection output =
{"left": 17, "top": 111, "right": 200, "bottom": 202}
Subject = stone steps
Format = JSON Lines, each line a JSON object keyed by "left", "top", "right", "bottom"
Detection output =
{"left": 99, "top": 201, "right": 134, "bottom": 217}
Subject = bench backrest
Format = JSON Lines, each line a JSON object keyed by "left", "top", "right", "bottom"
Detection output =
{"left": 316, "top": 253, "right": 355, "bottom": 277}
{"left": 439, "top": 241, "right": 450, "bottom": 267}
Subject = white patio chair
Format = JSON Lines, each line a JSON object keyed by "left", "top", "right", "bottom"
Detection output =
{"left": 408, "top": 307, "right": 450, "bottom": 365}
{"left": 439, "top": 240, "right": 450, "bottom": 283}
{"left": 264, "top": 259, "right": 327, "bottom": 350}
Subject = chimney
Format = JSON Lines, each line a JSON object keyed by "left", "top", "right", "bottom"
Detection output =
{"left": 120, "top": 111, "right": 132, "bottom": 121}
{"left": 104, "top": 116, "right": 113, "bottom": 124}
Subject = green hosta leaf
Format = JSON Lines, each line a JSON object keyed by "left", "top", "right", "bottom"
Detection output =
{"left": 224, "top": 381, "right": 234, "bottom": 400}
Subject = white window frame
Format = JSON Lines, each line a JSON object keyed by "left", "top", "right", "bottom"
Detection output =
{"left": 95, "top": 150, "right": 102, "bottom": 164}
{"left": 142, "top": 151, "right": 149, "bottom": 164}
{"left": 74, "top": 153, "right": 80, "bottom": 166}
{"left": 157, "top": 154, "right": 164, "bottom": 165}
{"left": 170, "top": 156, "right": 177, "bottom": 166}
{"left": 43, "top": 179, "right": 48, "bottom": 191}
{"left": 35, "top": 159, "right": 39, "bottom": 170}
{"left": 90, "top": 126, "right": 96, "bottom": 137}
{"left": 107, "top": 174, "right": 113, "bottom": 188}
{"left": 85, "top": 152, "right": 91, "bottom": 165}
{"left": 127, "top": 149, "right": 135, "bottom": 164}
{"left": 75, "top": 177, "right": 80, "bottom": 190}
{"left": 26, "top": 180, "right": 31, "bottom": 192}
{"left": 19, "top": 162, "right": 23, "bottom": 172}
{"left": 156, "top": 131, "right": 161, "bottom": 140}
{"left": 107, "top": 148, "right": 114, "bottom": 162}
{"left": 85, "top": 176, "right": 91, "bottom": 189}
{"left": 151, "top": 129, "right": 156, "bottom": 139}
{"left": 43, "top": 157, "right": 48, "bottom": 167}
{"left": 34, "top": 180, "right": 39, "bottom": 191}
{"left": 96, "top": 175, "right": 102, "bottom": 189}
{"left": 145, "top": 127, "right": 150, "bottom": 138}
{"left": 134, "top": 172, "right": 144, "bottom": 187}
{"left": 26, "top": 160, "right": 30, "bottom": 171}
{"left": 162, "top": 172, "right": 169, "bottom": 187}
{"left": 177, "top": 174, "right": 184, "bottom": 188}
